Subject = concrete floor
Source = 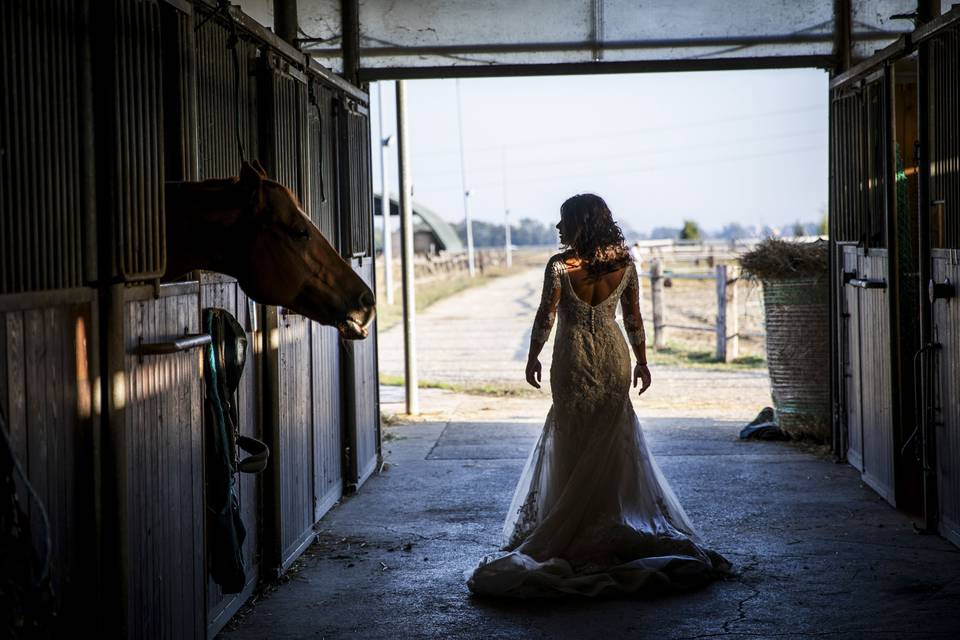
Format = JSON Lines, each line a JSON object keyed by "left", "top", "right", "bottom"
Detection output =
{"left": 223, "top": 389, "right": 960, "bottom": 640}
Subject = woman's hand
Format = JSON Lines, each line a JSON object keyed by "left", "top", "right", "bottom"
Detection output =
{"left": 633, "top": 363, "right": 651, "bottom": 395}
{"left": 525, "top": 358, "right": 542, "bottom": 389}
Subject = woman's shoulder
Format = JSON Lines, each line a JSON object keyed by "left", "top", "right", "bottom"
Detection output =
{"left": 546, "top": 251, "right": 573, "bottom": 269}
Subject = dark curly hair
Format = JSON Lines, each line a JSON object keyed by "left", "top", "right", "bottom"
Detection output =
{"left": 559, "top": 193, "right": 632, "bottom": 277}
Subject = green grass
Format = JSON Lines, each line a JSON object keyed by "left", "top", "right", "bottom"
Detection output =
{"left": 646, "top": 342, "right": 766, "bottom": 371}
{"left": 379, "top": 373, "right": 541, "bottom": 398}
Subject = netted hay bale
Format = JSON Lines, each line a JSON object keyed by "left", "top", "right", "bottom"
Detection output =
{"left": 739, "top": 239, "right": 830, "bottom": 442}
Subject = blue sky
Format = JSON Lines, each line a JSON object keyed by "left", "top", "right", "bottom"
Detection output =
{"left": 370, "top": 69, "right": 828, "bottom": 236}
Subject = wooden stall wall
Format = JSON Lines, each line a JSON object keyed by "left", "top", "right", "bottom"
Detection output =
{"left": 856, "top": 250, "right": 896, "bottom": 504}
{"left": 91, "top": 1, "right": 209, "bottom": 635}
{"left": 829, "top": 57, "right": 898, "bottom": 508}
{"left": 344, "top": 261, "right": 381, "bottom": 490}
{"left": 0, "top": 0, "right": 98, "bottom": 632}
{"left": 920, "top": 6, "right": 960, "bottom": 546}
{"left": 114, "top": 284, "right": 205, "bottom": 640}
{"left": 841, "top": 246, "right": 864, "bottom": 470}
{"left": 931, "top": 251, "right": 960, "bottom": 546}
{"left": 257, "top": 49, "right": 319, "bottom": 574}
{"left": 189, "top": 3, "right": 268, "bottom": 631}
{"left": 337, "top": 98, "right": 380, "bottom": 489}
{"left": 0, "top": 291, "right": 97, "bottom": 631}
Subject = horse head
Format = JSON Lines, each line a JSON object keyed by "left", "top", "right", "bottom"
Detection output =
{"left": 165, "top": 161, "right": 376, "bottom": 339}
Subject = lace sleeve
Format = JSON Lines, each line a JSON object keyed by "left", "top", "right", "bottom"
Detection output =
{"left": 530, "top": 258, "right": 562, "bottom": 346}
{"left": 621, "top": 264, "right": 646, "bottom": 351}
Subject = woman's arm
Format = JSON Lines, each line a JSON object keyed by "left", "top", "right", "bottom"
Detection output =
{"left": 621, "top": 264, "right": 652, "bottom": 394}
{"left": 526, "top": 258, "right": 562, "bottom": 388}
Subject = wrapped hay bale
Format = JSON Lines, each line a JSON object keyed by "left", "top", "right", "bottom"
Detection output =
{"left": 740, "top": 238, "right": 830, "bottom": 441}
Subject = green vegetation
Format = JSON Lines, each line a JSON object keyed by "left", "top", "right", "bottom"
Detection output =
{"left": 646, "top": 343, "right": 766, "bottom": 371}
{"left": 454, "top": 217, "right": 558, "bottom": 247}
{"left": 679, "top": 220, "right": 701, "bottom": 241}
{"left": 378, "top": 374, "right": 540, "bottom": 397}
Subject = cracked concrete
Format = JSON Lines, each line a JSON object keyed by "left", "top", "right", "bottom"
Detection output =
{"left": 222, "top": 388, "right": 960, "bottom": 640}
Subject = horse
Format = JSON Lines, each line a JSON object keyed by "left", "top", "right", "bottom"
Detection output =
{"left": 164, "top": 160, "right": 376, "bottom": 339}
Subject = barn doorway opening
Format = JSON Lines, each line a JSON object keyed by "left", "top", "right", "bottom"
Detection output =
{"left": 369, "top": 70, "right": 828, "bottom": 426}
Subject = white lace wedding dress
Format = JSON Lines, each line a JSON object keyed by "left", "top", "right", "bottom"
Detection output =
{"left": 466, "top": 255, "right": 732, "bottom": 598}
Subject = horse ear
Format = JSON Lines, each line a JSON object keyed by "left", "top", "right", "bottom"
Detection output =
{"left": 251, "top": 159, "right": 268, "bottom": 178}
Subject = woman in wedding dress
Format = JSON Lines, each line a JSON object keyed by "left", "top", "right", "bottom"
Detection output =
{"left": 467, "top": 194, "right": 732, "bottom": 598}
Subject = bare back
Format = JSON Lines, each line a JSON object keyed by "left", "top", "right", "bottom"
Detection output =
{"left": 561, "top": 255, "right": 627, "bottom": 306}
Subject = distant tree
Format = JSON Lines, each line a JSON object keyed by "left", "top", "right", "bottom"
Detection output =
{"left": 458, "top": 217, "right": 558, "bottom": 247}
{"left": 718, "top": 222, "right": 749, "bottom": 240}
{"left": 679, "top": 219, "right": 701, "bottom": 241}
{"left": 650, "top": 226, "right": 681, "bottom": 240}
{"left": 793, "top": 221, "right": 806, "bottom": 237}
{"left": 818, "top": 212, "right": 829, "bottom": 236}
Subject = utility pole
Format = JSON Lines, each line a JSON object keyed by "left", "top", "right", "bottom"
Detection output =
{"left": 456, "top": 79, "right": 475, "bottom": 276}
{"left": 396, "top": 81, "right": 419, "bottom": 415}
{"left": 378, "top": 82, "right": 395, "bottom": 304}
{"left": 502, "top": 147, "right": 512, "bottom": 268}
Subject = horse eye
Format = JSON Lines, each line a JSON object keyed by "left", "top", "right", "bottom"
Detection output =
{"left": 289, "top": 227, "right": 310, "bottom": 240}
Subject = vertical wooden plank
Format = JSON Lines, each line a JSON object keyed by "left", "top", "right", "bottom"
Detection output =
{"left": 43, "top": 306, "right": 64, "bottom": 600}
{"left": 6, "top": 313, "right": 27, "bottom": 508}
{"left": 24, "top": 309, "right": 48, "bottom": 563}
{"left": 651, "top": 259, "right": 665, "bottom": 350}
{"left": 844, "top": 247, "right": 864, "bottom": 470}
{"left": 62, "top": 303, "right": 81, "bottom": 605}
{"left": 715, "top": 265, "right": 727, "bottom": 361}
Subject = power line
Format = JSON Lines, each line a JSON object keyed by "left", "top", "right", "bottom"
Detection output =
{"left": 422, "top": 143, "right": 825, "bottom": 195}
{"left": 409, "top": 103, "right": 825, "bottom": 158}
{"left": 411, "top": 126, "right": 827, "bottom": 180}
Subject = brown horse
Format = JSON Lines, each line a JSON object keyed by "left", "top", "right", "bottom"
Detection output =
{"left": 165, "top": 161, "right": 375, "bottom": 339}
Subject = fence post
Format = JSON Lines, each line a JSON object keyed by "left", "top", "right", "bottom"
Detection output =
{"left": 635, "top": 257, "right": 643, "bottom": 306}
{"left": 715, "top": 265, "right": 727, "bottom": 361}
{"left": 715, "top": 264, "right": 740, "bottom": 362}
{"left": 651, "top": 259, "right": 666, "bottom": 350}
{"left": 728, "top": 266, "right": 740, "bottom": 361}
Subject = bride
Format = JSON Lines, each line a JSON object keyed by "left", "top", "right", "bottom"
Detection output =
{"left": 466, "top": 194, "right": 732, "bottom": 598}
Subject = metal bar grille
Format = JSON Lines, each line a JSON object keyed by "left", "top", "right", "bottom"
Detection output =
{"left": 831, "top": 91, "right": 864, "bottom": 243}
{"left": 929, "top": 27, "right": 960, "bottom": 249}
{"left": 195, "top": 9, "right": 259, "bottom": 180}
{"left": 306, "top": 80, "right": 337, "bottom": 241}
{"left": 108, "top": 0, "right": 166, "bottom": 281}
{"left": 161, "top": 3, "right": 198, "bottom": 182}
{"left": 865, "top": 78, "right": 887, "bottom": 248}
{"left": 830, "top": 74, "right": 889, "bottom": 248}
{"left": 257, "top": 56, "right": 307, "bottom": 202}
{"left": 338, "top": 101, "right": 373, "bottom": 258}
{"left": 1, "top": 0, "right": 88, "bottom": 294}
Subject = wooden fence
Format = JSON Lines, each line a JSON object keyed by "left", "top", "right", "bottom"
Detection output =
{"left": 645, "top": 259, "right": 762, "bottom": 362}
